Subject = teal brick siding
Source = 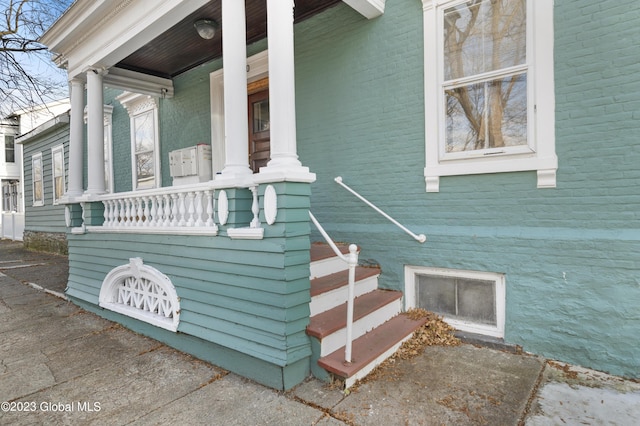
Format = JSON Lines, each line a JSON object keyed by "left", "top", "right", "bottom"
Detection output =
{"left": 293, "top": 1, "right": 640, "bottom": 377}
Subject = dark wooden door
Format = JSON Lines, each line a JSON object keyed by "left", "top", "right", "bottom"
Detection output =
{"left": 248, "top": 89, "right": 270, "bottom": 173}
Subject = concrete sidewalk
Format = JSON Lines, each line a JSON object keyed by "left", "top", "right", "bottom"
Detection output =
{"left": 1, "top": 241, "right": 639, "bottom": 425}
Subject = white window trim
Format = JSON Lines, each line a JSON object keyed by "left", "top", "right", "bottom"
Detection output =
{"left": 405, "top": 265, "right": 505, "bottom": 338}
{"left": 116, "top": 92, "right": 161, "bottom": 190}
{"left": 422, "top": 0, "right": 556, "bottom": 192}
{"left": 104, "top": 105, "right": 114, "bottom": 193}
{"left": 51, "top": 145, "right": 66, "bottom": 205}
{"left": 31, "top": 152, "right": 44, "bottom": 206}
{"left": 210, "top": 50, "right": 269, "bottom": 175}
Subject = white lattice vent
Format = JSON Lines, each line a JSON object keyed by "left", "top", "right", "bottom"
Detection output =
{"left": 99, "top": 258, "right": 180, "bottom": 331}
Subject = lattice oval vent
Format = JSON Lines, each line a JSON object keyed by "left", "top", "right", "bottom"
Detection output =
{"left": 99, "top": 258, "right": 180, "bottom": 332}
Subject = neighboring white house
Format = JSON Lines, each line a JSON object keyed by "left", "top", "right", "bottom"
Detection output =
{"left": 1, "top": 99, "right": 69, "bottom": 240}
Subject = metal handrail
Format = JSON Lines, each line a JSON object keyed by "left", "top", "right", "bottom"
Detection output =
{"left": 309, "top": 212, "right": 358, "bottom": 363}
{"left": 334, "top": 176, "right": 427, "bottom": 243}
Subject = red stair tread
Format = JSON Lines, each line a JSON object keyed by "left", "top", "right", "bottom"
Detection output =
{"left": 310, "top": 242, "right": 352, "bottom": 262}
{"left": 310, "top": 266, "right": 380, "bottom": 297}
{"left": 317, "top": 314, "right": 428, "bottom": 379}
{"left": 307, "top": 290, "right": 402, "bottom": 339}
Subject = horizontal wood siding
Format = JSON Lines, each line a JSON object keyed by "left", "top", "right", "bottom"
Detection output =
{"left": 21, "top": 123, "right": 69, "bottom": 233}
{"left": 66, "top": 182, "right": 313, "bottom": 373}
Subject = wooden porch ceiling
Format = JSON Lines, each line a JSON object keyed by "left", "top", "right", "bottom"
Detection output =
{"left": 116, "top": 0, "right": 341, "bottom": 79}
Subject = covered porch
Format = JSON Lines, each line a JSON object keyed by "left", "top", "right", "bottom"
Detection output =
{"left": 40, "top": 0, "right": 388, "bottom": 389}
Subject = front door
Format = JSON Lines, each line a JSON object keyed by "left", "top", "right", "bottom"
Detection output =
{"left": 248, "top": 88, "right": 270, "bottom": 173}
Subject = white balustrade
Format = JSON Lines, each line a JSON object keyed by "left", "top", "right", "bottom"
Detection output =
{"left": 100, "top": 184, "right": 219, "bottom": 234}
{"left": 93, "top": 182, "right": 278, "bottom": 237}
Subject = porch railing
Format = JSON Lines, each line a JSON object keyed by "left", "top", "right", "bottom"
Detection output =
{"left": 309, "top": 211, "right": 358, "bottom": 364}
{"left": 335, "top": 176, "right": 427, "bottom": 243}
{"left": 101, "top": 184, "right": 218, "bottom": 232}
{"left": 71, "top": 181, "right": 267, "bottom": 238}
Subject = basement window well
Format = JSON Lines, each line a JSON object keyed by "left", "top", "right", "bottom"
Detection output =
{"left": 405, "top": 266, "right": 505, "bottom": 338}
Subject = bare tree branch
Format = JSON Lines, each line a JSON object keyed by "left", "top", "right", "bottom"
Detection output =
{"left": 0, "top": 0, "right": 73, "bottom": 117}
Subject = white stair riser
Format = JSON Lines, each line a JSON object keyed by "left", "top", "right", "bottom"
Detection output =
{"left": 318, "top": 299, "right": 402, "bottom": 356}
{"left": 309, "top": 275, "right": 379, "bottom": 316}
{"left": 310, "top": 257, "right": 349, "bottom": 279}
{"left": 343, "top": 331, "right": 415, "bottom": 389}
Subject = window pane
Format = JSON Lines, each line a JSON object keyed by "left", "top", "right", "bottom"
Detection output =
{"left": 5, "top": 135, "right": 15, "bottom": 163}
{"left": 446, "top": 73, "right": 527, "bottom": 152}
{"left": 444, "top": 0, "right": 526, "bottom": 81}
{"left": 134, "top": 112, "right": 154, "bottom": 153}
{"left": 252, "top": 99, "right": 270, "bottom": 133}
{"left": 457, "top": 278, "right": 496, "bottom": 325}
{"left": 417, "top": 274, "right": 457, "bottom": 316}
{"left": 136, "top": 152, "right": 155, "bottom": 189}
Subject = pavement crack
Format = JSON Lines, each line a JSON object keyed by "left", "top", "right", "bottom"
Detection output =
{"left": 518, "top": 359, "right": 547, "bottom": 426}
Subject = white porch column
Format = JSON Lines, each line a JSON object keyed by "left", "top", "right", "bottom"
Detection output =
{"left": 67, "top": 78, "right": 85, "bottom": 197}
{"left": 85, "top": 69, "right": 106, "bottom": 196}
{"left": 219, "top": 0, "right": 252, "bottom": 180}
{"left": 262, "top": 0, "right": 308, "bottom": 176}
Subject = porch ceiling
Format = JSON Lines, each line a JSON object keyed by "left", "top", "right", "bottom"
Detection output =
{"left": 115, "top": 0, "right": 341, "bottom": 79}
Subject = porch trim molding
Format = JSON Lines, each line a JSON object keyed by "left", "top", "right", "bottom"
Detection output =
{"left": 343, "top": 0, "right": 386, "bottom": 19}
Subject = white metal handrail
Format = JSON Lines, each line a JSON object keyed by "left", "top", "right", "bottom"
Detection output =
{"left": 334, "top": 176, "right": 427, "bottom": 243}
{"left": 309, "top": 212, "right": 358, "bottom": 364}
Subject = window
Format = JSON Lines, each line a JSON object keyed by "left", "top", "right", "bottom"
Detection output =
{"left": 116, "top": 92, "right": 160, "bottom": 190}
{"left": 405, "top": 266, "right": 505, "bottom": 338}
{"left": 104, "top": 105, "right": 114, "bottom": 192}
{"left": 4, "top": 135, "right": 15, "bottom": 163}
{"left": 423, "top": 0, "right": 556, "bottom": 192}
{"left": 51, "top": 145, "right": 66, "bottom": 204}
{"left": 32, "top": 153, "right": 44, "bottom": 206}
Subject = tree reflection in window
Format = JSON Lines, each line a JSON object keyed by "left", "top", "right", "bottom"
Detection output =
{"left": 133, "top": 110, "right": 155, "bottom": 189}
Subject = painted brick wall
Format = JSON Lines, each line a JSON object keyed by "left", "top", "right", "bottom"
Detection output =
{"left": 294, "top": 0, "right": 640, "bottom": 377}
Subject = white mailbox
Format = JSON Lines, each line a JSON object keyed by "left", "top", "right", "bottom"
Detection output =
{"left": 169, "top": 144, "right": 212, "bottom": 185}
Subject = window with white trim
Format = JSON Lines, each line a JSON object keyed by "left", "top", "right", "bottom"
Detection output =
{"left": 405, "top": 266, "right": 505, "bottom": 338}
{"left": 51, "top": 145, "right": 66, "bottom": 204}
{"left": 4, "top": 135, "right": 15, "bottom": 163}
{"left": 423, "top": 0, "right": 556, "bottom": 192}
{"left": 116, "top": 92, "right": 160, "bottom": 190}
{"left": 32, "top": 153, "right": 44, "bottom": 206}
{"left": 104, "top": 105, "right": 114, "bottom": 192}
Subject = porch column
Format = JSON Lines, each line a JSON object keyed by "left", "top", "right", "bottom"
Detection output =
{"left": 260, "top": 0, "right": 310, "bottom": 179}
{"left": 67, "top": 78, "right": 85, "bottom": 197}
{"left": 85, "top": 68, "right": 106, "bottom": 196}
{"left": 219, "top": 0, "right": 252, "bottom": 180}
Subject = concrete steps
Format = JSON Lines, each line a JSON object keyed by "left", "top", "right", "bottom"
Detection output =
{"left": 308, "top": 242, "right": 427, "bottom": 388}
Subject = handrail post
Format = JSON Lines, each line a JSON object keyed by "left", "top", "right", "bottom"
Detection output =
{"left": 345, "top": 244, "right": 358, "bottom": 364}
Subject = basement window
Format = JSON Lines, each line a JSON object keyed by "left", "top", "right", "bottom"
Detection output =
{"left": 405, "top": 266, "right": 505, "bottom": 338}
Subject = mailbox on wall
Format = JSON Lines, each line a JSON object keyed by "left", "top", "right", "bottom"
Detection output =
{"left": 169, "top": 144, "right": 213, "bottom": 185}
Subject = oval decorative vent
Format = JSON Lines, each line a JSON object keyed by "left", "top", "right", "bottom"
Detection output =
{"left": 99, "top": 258, "right": 180, "bottom": 332}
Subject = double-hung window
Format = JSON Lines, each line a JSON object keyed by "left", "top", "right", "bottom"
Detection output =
{"left": 116, "top": 92, "right": 160, "bottom": 190}
{"left": 423, "top": 0, "right": 556, "bottom": 192}
{"left": 32, "top": 153, "right": 44, "bottom": 206}
{"left": 5, "top": 135, "right": 15, "bottom": 163}
{"left": 51, "top": 145, "right": 66, "bottom": 204}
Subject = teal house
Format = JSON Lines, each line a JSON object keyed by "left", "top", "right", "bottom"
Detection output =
{"left": 40, "top": 0, "right": 640, "bottom": 389}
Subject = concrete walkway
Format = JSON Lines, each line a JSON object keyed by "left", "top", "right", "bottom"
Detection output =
{"left": 1, "top": 241, "right": 639, "bottom": 425}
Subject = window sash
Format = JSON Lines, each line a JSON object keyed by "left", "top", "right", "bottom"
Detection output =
{"left": 439, "top": 0, "right": 531, "bottom": 160}
{"left": 52, "top": 146, "right": 66, "bottom": 203}
{"left": 32, "top": 154, "right": 44, "bottom": 205}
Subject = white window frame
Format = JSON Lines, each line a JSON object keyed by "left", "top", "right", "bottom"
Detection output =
{"left": 32, "top": 152, "right": 44, "bottom": 206}
{"left": 4, "top": 134, "right": 15, "bottom": 163}
{"left": 116, "top": 92, "right": 161, "bottom": 190}
{"left": 422, "top": 0, "right": 556, "bottom": 192}
{"left": 51, "top": 145, "right": 66, "bottom": 204}
{"left": 405, "top": 265, "right": 505, "bottom": 338}
{"left": 104, "top": 105, "right": 114, "bottom": 193}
